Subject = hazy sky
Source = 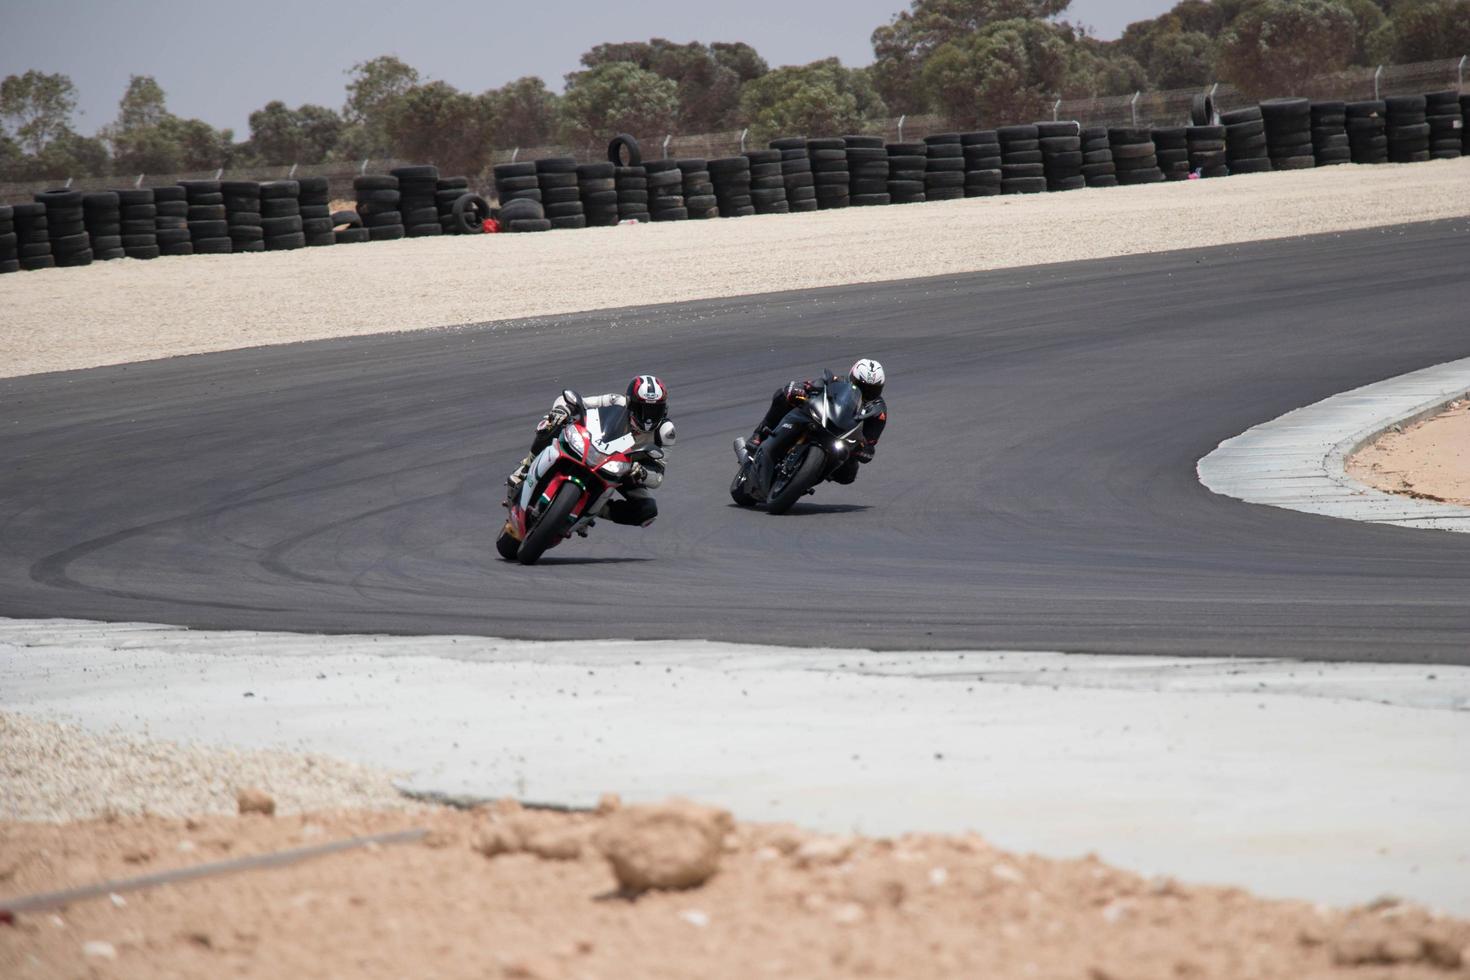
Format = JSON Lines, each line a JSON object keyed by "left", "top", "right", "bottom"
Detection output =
{"left": 1, "top": 0, "right": 1176, "bottom": 137}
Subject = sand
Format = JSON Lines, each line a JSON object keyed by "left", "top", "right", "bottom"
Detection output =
{"left": 2, "top": 159, "right": 1468, "bottom": 379}
{"left": 5, "top": 802, "right": 1469, "bottom": 980}
{"left": 1350, "top": 398, "right": 1470, "bottom": 507}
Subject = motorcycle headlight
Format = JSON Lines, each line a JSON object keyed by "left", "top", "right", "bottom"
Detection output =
{"left": 600, "top": 459, "right": 630, "bottom": 479}
{"left": 561, "top": 426, "right": 586, "bottom": 458}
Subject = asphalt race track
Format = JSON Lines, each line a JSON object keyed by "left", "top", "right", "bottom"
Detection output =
{"left": 2, "top": 220, "right": 1468, "bottom": 662}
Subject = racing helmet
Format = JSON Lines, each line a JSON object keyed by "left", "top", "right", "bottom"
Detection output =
{"left": 626, "top": 375, "right": 669, "bottom": 432}
{"left": 849, "top": 359, "right": 885, "bottom": 401}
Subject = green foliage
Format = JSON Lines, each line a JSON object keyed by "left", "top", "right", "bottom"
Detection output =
{"left": 382, "top": 81, "right": 495, "bottom": 175}
{"left": 737, "top": 58, "right": 886, "bottom": 142}
{"left": 871, "top": 0, "right": 1074, "bottom": 112}
{"left": 342, "top": 55, "right": 419, "bottom": 156}
{"left": 921, "top": 18, "right": 1076, "bottom": 124}
{"left": 246, "top": 101, "right": 343, "bottom": 165}
{"left": 579, "top": 39, "right": 768, "bottom": 132}
{"left": 104, "top": 75, "right": 233, "bottom": 175}
{"left": 1217, "top": 0, "right": 1360, "bottom": 96}
{"left": 484, "top": 76, "right": 560, "bottom": 147}
{"left": 559, "top": 62, "right": 679, "bottom": 145}
{"left": 0, "top": 69, "right": 78, "bottom": 155}
{"left": 116, "top": 75, "right": 168, "bottom": 132}
{"left": 1371, "top": 0, "right": 1470, "bottom": 60}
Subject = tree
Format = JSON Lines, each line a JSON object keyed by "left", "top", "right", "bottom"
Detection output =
{"left": 116, "top": 75, "right": 168, "bottom": 132}
{"left": 342, "top": 55, "right": 419, "bottom": 156}
{"left": 1217, "top": 0, "right": 1358, "bottom": 96}
{"left": 1374, "top": 0, "right": 1470, "bottom": 61}
{"left": 871, "top": 0, "right": 1074, "bottom": 113}
{"left": 1146, "top": 30, "right": 1215, "bottom": 88}
{"left": 0, "top": 69, "right": 78, "bottom": 155}
{"left": 921, "top": 18, "right": 1077, "bottom": 124}
{"left": 558, "top": 62, "right": 679, "bottom": 145}
{"left": 246, "top": 100, "right": 342, "bottom": 164}
{"left": 30, "top": 131, "right": 109, "bottom": 179}
{"left": 383, "top": 81, "right": 494, "bottom": 174}
{"left": 104, "top": 75, "right": 233, "bottom": 174}
{"left": 484, "top": 76, "right": 559, "bottom": 147}
{"left": 578, "top": 39, "right": 768, "bottom": 132}
{"left": 737, "top": 58, "right": 887, "bottom": 142}
{"left": 1069, "top": 39, "right": 1151, "bottom": 97}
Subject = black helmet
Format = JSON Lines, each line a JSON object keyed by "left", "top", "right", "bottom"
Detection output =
{"left": 626, "top": 375, "right": 668, "bottom": 432}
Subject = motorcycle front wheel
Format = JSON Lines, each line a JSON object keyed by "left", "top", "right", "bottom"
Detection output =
{"left": 517, "top": 482, "right": 582, "bottom": 564}
{"left": 767, "top": 446, "right": 826, "bottom": 515}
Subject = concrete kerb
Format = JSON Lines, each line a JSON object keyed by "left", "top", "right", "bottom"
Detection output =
{"left": 1198, "top": 356, "right": 1470, "bottom": 532}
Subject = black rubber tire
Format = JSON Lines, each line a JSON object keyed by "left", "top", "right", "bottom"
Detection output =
{"left": 730, "top": 467, "right": 757, "bottom": 507}
{"left": 608, "top": 134, "right": 642, "bottom": 168}
{"left": 767, "top": 446, "right": 826, "bottom": 516}
{"left": 518, "top": 481, "right": 581, "bottom": 564}
{"left": 335, "top": 227, "right": 370, "bottom": 244}
{"left": 368, "top": 224, "right": 405, "bottom": 241}
{"left": 496, "top": 526, "right": 522, "bottom": 560}
{"left": 331, "top": 210, "right": 363, "bottom": 228}
{"left": 451, "top": 194, "right": 490, "bottom": 233}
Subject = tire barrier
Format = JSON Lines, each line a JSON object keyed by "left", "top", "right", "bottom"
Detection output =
{"left": 997, "top": 125, "right": 1045, "bottom": 195}
{"left": 1108, "top": 128, "right": 1165, "bottom": 186}
{"left": 614, "top": 165, "right": 649, "bottom": 223}
{"left": 536, "top": 157, "right": 585, "bottom": 231}
{"left": 645, "top": 159, "right": 688, "bottom": 222}
{"left": 805, "top": 137, "right": 848, "bottom": 210}
{"left": 36, "top": 188, "right": 91, "bottom": 267}
{"left": 961, "top": 131, "right": 1001, "bottom": 198}
{"left": 260, "top": 180, "right": 304, "bottom": 250}
{"left": 222, "top": 180, "right": 263, "bottom": 253}
{"left": 923, "top": 132, "right": 965, "bottom": 201}
{"left": 153, "top": 185, "right": 192, "bottom": 256}
{"left": 1425, "top": 90, "right": 1463, "bottom": 160}
{"left": 498, "top": 196, "right": 549, "bottom": 233}
{"left": 181, "top": 180, "right": 231, "bottom": 254}
{"left": 299, "top": 176, "right": 334, "bottom": 247}
{"left": 83, "top": 191, "right": 124, "bottom": 261}
{"left": 1081, "top": 127, "right": 1118, "bottom": 188}
{"left": 1260, "top": 98, "right": 1314, "bottom": 171}
{"left": 1462, "top": 95, "right": 1470, "bottom": 154}
{"left": 577, "top": 162, "right": 620, "bottom": 226}
{"left": 1190, "top": 91, "right": 1216, "bottom": 126}
{"left": 1385, "top": 95, "right": 1430, "bottom": 163}
{"left": 116, "top": 188, "right": 159, "bottom": 260}
{"left": 676, "top": 159, "right": 718, "bottom": 220}
{"left": 1152, "top": 126, "right": 1190, "bottom": 181}
{"left": 1221, "top": 106, "right": 1272, "bottom": 174}
{"left": 435, "top": 176, "right": 469, "bottom": 233}
{"left": 708, "top": 156, "right": 753, "bottom": 217}
{"left": 13, "top": 202, "right": 52, "bottom": 269}
{"left": 884, "top": 141, "right": 926, "bottom": 204}
{"left": 607, "top": 134, "right": 641, "bottom": 168}
{"left": 1310, "top": 102, "right": 1350, "bottom": 167}
{"left": 1346, "top": 100, "right": 1388, "bottom": 164}
{"left": 0, "top": 204, "right": 16, "bottom": 273}
{"left": 743, "top": 149, "right": 789, "bottom": 215}
{"left": 770, "top": 137, "right": 817, "bottom": 213}
{"left": 354, "top": 174, "right": 404, "bottom": 242}
{"left": 1186, "top": 125, "right": 1228, "bottom": 178}
{"left": 1038, "top": 121, "right": 1084, "bottom": 191}
{"left": 843, "top": 136, "right": 889, "bottom": 207}
{"left": 450, "top": 192, "right": 491, "bottom": 234}
{"left": 391, "top": 165, "right": 441, "bottom": 238}
{"left": 494, "top": 161, "right": 540, "bottom": 207}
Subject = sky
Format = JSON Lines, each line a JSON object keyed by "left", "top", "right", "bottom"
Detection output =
{"left": 1, "top": 0, "right": 1177, "bottom": 138}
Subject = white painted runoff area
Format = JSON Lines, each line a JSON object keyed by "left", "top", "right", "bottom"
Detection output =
{"left": 1198, "top": 355, "right": 1470, "bottom": 532}
{"left": 4, "top": 619, "right": 1467, "bottom": 914}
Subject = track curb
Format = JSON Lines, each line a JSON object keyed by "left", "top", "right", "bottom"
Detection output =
{"left": 1198, "top": 356, "right": 1470, "bottom": 532}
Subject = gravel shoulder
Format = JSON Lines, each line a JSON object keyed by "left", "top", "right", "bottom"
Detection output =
{"left": 2, "top": 160, "right": 1467, "bottom": 379}
{"left": 1349, "top": 398, "right": 1470, "bottom": 507}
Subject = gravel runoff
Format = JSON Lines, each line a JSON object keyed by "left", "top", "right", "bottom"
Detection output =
{"left": 1351, "top": 397, "right": 1470, "bottom": 507}
{"left": 0, "top": 712, "right": 416, "bottom": 822}
{"left": 1, "top": 159, "right": 1467, "bottom": 379}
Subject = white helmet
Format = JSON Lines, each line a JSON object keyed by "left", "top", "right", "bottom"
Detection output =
{"left": 849, "top": 359, "right": 885, "bottom": 401}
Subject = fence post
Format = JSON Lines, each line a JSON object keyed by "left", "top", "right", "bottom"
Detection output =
{"left": 510, "top": 148, "right": 519, "bottom": 163}
{"left": 897, "top": 114, "right": 906, "bottom": 141}
{"left": 1459, "top": 55, "right": 1466, "bottom": 92}
{"left": 1052, "top": 99, "right": 1061, "bottom": 122}
{"left": 359, "top": 158, "right": 370, "bottom": 174}
{"left": 662, "top": 134, "right": 672, "bottom": 159}
{"left": 1130, "top": 91, "right": 1141, "bottom": 128}
{"left": 213, "top": 168, "right": 222, "bottom": 180}
{"left": 135, "top": 174, "right": 144, "bottom": 188}
{"left": 288, "top": 163, "right": 298, "bottom": 179}
{"left": 1373, "top": 65, "right": 1383, "bottom": 100}
{"left": 64, "top": 176, "right": 73, "bottom": 188}
{"left": 739, "top": 128, "right": 748, "bottom": 152}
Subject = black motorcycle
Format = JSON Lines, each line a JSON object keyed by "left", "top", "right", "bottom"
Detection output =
{"left": 730, "top": 371, "right": 882, "bottom": 514}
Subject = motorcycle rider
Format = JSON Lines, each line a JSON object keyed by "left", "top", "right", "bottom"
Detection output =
{"left": 736, "top": 358, "right": 887, "bottom": 496}
{"left": 506, "top": 375, "right": 674, "bottom": 527}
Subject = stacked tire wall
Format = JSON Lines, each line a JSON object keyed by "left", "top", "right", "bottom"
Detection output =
{"left": 223, "top": 181, "right": 263, "bottom": 253}
{"left": 536, "top": 159, "right": 586, "bottom": 230}
{"left": 261, "top": 180, "right": 304, "bottom": 250}
{"left": 154, "top": 185, "right": 191, "bottom": 255}
{"left": 1038, "top": 123, "right": 1084, "bottom": 190}
{"left": 118, "top": 188, "right": 159, "bottom": 259}
{"left": 1222, "top": 107, "right": 1271, "bottom": 174}
{"left": 355, "top": 175, "right": 404, "bottom": 242}
{"left": 13, "top": 203, "right": 52, "bottom": 269}
{"left": 771, "top": 138, "right": 817, "bottom": 213}
{"left": 924, "top": 133, "right": 966, "bottom": 200}
{"left": 645, "top": 160, "right": 687, "bottom": 222}
{"left": 36, "top": 189, "right": 91, "bottom": 266}
{"left": 182, "top": 181, "right": 230, "bottom": 254}
{"left": 1311, "top": 102, "right": 1350, "bottom": 166}
{"left": 578, "top": 163, "right": 620, "bottom": 226}
{"left": 886, "top": 142, "right": 926, "bottom": 204}
{"left": 1425, "top": 91, "right": 1463, "bottom": 160}
{"left": 0, "top": 205, "right": 17, "bottom": 273}
{"left": 844, "top": 136, "right": 889, "bottom": 207}
{"left": 998, "top": 125, "right": 1045, "bottom": 194}
{"left": 299, "top": 176, "right": 334, "bottom": 246}
{"left": 709, "top": 157, "right": 753, "bottom": 217}
{"left": 83, "top": 191, "right": 123, "bottom": 261}
{"left": 744, "top": 150, "right": 789, "bottom": 214}
{"left": 806, "top": 138, "right": 848, "bottom": 210}
{"left": 1346, "top": 101, "right": 1388, "bottom": 164}
{"left": 1081, "top": 127, "right": 1117, "bottom": 187}
{"left": 1186, "top": 126, "right": 1227, "bottom": 178}
{"left": 961, "top": 131, "right": 1001, "bottom": 197}
{"left": 393, "top": 166, "right": 442, "bottom": 237}
{"left": 1109, "top": 129, "right": 1164, "bottom": 186}
{"left": 1152, "top": 127, "right": 1190, "bottom": 180}
{"left": 1261, "top": 98, "right": 1315, "bottom": 170}
{"left": 1385, "top": 95, "right": 1430, "bottom": 163}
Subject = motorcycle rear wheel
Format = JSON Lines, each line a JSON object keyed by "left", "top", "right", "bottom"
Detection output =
{"left": 495, "top": 525, "right": 520, "bottom": 561}
{"left": 518, "top": 482, "right": 582, "bottom": 564}
{"left": 730, "top": 466, "right": 757, "bottom": 507}
{"left": 767, "top": 447, "right": 826, "bottom": 515}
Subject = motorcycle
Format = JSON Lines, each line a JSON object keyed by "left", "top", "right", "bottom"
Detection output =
{"left": 497, "top": 390, "right": 665, "bottom": 564}
{"left": 730, "top": 370, "right": 882, "bottom": 515}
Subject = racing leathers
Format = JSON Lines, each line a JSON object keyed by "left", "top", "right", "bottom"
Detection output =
{"left": 507, "top": 392, "right": 673, "bottom": 527}
{"left": 745, "top": 376, "right": 886, "bottom": 493}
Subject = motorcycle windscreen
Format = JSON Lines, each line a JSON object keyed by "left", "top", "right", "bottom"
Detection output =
{"left": 824, "top": 382, "right": 862, "bottom": 431}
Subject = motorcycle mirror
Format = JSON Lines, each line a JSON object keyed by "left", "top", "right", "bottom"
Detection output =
{"left": 561, "top": 389, "right": 586, "bottom": 420}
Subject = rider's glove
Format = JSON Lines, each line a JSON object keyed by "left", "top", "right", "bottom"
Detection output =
{"left": 785, "top": 380, "right": 815, "bottom": 403}
{"left": 855, "top": 443, "right": 875, "bottom": 464}
{"left": 628, "top": 462, "right": 648, "bottom": 486}
{"left": 541, "top": 406, "right": 571, "bottom": 431}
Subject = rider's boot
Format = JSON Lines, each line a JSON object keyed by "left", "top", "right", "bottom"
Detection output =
{"left": 504, "top": 453, "right": 534, "bottom": 506}
{"left": 733, "top": 425, "right": 770, "bottom": 463}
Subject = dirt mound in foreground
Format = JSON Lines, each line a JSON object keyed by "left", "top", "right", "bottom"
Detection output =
{"left": 3, "top": 799, "right": 1467, "bottom": 979}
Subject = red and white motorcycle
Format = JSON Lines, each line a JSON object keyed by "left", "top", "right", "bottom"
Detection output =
{"left": 496, "top": 390, "right": 664, "bottom": 565}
